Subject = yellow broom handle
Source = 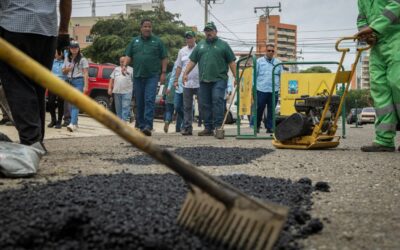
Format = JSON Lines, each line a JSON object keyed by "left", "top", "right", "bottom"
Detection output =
{"left": 0, "top": 37, "right": 238, "bottom": 205}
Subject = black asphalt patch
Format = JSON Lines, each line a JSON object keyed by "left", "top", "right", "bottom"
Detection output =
{"left": 0, "top": 174, "right": 323, "bottom": 250}
{"left": 104, "top": 146, "right": 273, "bottom": 166}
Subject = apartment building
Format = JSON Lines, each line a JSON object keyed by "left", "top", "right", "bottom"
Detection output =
{"left": 354, "top": 50, "right": 370, "bottom": 89}
{"left": 256, "top": 15, "right": 297, "bottom": 62}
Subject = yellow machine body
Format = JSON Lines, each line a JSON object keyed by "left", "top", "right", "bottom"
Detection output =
{"left": 280, "top": 73, "right": 337, "bottom": 116}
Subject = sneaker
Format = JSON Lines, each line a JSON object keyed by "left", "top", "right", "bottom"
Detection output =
{"left": 142, "top": 128, "right": 152, "bottom": 136}
{"left": 47, "top": 120, "right": 56, "bottom": 128}
{"left": 163, "top": 122, "right": 170, "bottom": 133}
{"left": 55, "top": 122, "right": 62, "bottom": 129}
{"left": 181, "top": 129, "right": 193, "bottom": 136}
{"left": 198, "top": 129, "right": 214, "bottom": 136}
{"left": 361, "top": 143, "right": 395, "bottom": 152}
{"left": 266, "top": 128, "right": 273, "bottom": 134}
{"left": 66, "top": 124, "right": 77, "bottom": 132}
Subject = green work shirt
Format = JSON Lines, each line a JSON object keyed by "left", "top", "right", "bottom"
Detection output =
{"left": 189, "top": 37, "right": 236, "bottom": 82}
{"left": 357, "top": 0, "right": 400, "bottom": 39}
{"left": 125, "top": 35, "right": 168, "bottom": 78}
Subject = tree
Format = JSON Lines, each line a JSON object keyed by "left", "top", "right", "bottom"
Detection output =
{"left": 344, "top": 89, "right": 374, "bottom": 113}
{"left": 83, "top": 9, "right": 198, "bottom": 69}
{"left": 300, "top": 66, "right": 332, "bottom": 73}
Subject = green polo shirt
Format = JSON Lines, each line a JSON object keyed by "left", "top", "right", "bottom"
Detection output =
{"left": 189, "top": 37, "right": 236, "bottom": 82}
{"left": 125, "top": 34, "right": 168, "bottom": 78}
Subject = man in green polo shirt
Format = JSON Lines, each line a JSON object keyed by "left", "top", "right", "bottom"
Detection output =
{"left": 123, "top": 18, "right": 168, "bottom": 136}
{"left": 183, "top": 22, "right": 237, "bottom": 136}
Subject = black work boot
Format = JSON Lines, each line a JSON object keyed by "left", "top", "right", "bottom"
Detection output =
{"left": 181, "top": 129, "right": 193, "bottom": 136}
{"left": 198, "top": 129, "right": 214, "bottom": 136}
{"left": 361, "top": 143, "right": 395, "bottom": 152}
{"left": 141, "top": 128, "right": 152, "bottom": 136}
{"left": 47, "top": 120, "right": 56, "bottom": 128}
{"left": 55, "top": 121, "right": 62, "bottom": 129}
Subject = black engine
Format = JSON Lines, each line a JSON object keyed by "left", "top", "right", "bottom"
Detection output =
{"left": 275, "top": 94, "right": 341, "bottom": 141}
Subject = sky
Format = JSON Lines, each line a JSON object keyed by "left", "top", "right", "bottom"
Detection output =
{"left": 71, "top": 0, "right": 361, "bottom": 70}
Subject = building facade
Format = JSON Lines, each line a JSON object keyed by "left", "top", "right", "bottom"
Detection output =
{"left": 256, "top": 15, "right": 297, "bottom": 62}
{"left": 354, "top": 50, "right": 370, "bottom": 89}
{"left": 69, "top": 3, "right": 158, "bottom": 49}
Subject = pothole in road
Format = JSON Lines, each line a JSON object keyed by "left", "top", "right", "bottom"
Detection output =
{"left": 104, "top": 147, "right": 273, "bottom": 166}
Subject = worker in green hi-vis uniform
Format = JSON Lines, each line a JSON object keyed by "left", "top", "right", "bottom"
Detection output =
{"left": 356, "top": 0, "right": 400, "bottom": 152}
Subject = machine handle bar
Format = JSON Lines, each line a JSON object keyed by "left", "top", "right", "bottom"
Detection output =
{"left": 335, "top": 36, "right": 372, "bottom": 53}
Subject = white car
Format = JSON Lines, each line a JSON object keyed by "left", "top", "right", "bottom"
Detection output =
{"left": 357, "top": 107, "right": 376, "bottom": 125}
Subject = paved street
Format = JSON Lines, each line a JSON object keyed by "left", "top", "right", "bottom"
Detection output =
{"left": 1, "top": 113, "right": 399, "bottom": 249}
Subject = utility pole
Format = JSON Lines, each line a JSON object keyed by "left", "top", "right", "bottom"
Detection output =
{"left": 91, "top": 0, "right": 96, "bottom": 17}
{"left": 254, "top": 2, "right": 281, "bottom": 53}
{"left": 205, "top": 0, "right": 209, "bottom": 25}
{"left": 199, "top": 0, "right": 217, "bottom": 26}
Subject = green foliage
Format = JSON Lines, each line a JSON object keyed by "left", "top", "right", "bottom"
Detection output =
{"left": 300, "top": 66, "right": 332, "bottom": 73}
{"left": 344, "top": 89, "right": 374, "bottom": 113}
{"left": 82, "top": 9, "right": 198, "bottom": 70}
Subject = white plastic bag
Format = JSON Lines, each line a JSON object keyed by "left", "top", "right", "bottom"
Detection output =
{"left": 0, "top": 141, "right": 46, "bottom": 178}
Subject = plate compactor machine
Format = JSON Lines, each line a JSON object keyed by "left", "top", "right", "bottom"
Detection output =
{"left": 272, "top": 37, "right": 371, "bottom": 149}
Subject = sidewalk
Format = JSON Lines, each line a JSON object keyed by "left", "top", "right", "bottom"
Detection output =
{"left": 0, "top": 113, "right": 227, "bottom": 141}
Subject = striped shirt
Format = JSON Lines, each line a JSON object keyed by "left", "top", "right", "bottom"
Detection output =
{"left": 0, "top": 0, "right": 58, "bottom": 37}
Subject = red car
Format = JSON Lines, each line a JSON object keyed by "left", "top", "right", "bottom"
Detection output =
{"left": 87, "top": 63, "right": 116, "bottom": 110}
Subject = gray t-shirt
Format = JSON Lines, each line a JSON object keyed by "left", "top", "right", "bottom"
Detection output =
{"left": 0, "top": 0, "right": 58, "bottom": 36}
{"left": 111, "top": 66, "right": 134, "bottom": 94}
{"left": 64, "top": 57, "right": 89, "bottom": 78}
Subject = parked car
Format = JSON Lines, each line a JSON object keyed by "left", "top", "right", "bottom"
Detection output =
{"left": 357, "top": 107, "right": 376, "bottom": 125}
{"left": 87, "top": 63, "right": 116, "bottom": 110}
{"left": 346, "top": 108, "right": 362, "bottom": 124}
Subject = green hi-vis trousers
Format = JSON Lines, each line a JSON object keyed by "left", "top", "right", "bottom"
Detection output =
{"left": 370, "top": 34, "right": 400, "bottom": 147}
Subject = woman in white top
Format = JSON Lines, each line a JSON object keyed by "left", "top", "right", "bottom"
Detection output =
{"left": 62, "top": 41, "right": 89, "bottom": 132}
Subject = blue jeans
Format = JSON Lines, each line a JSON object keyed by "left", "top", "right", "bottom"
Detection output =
{"left": 114, "top": 92, "right": 132, "bottom": 122}
{"left": 164, "top": 103, "right": 174, "bottom": 123}
{"left": 70, "top": 77, "right": 84, "bottom": 125}
{"left": 174, "top": 92, "right": 184, "bottom": 132}
{"left": 134, "top": 76, "right": 159, "bottom": 130}
{"left": 256, "top": 91, "right": 278, "bottom": 130}
{"left": 199, "top": 80, "right": 227, "bottom": 131}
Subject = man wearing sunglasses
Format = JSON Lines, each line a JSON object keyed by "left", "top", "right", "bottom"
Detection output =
{"left": 255, "top": 44, "right": 282, "bottom": 134}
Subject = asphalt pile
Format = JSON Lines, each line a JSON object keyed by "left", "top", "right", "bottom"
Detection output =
{"left": 0, "top": 173, "right": 325, "bottom": 250}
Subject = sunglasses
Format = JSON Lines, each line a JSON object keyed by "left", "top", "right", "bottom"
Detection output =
{"left": 267, "top": 50, "right": 275, "bottom": 52}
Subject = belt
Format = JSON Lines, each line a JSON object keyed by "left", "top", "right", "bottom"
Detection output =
{"left": 71, "top": 76, "right": 83, "bottom": 79}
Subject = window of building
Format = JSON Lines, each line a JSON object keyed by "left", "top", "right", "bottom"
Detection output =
{"left": 86, "top": 35, "right": 94, "bottom": 43}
